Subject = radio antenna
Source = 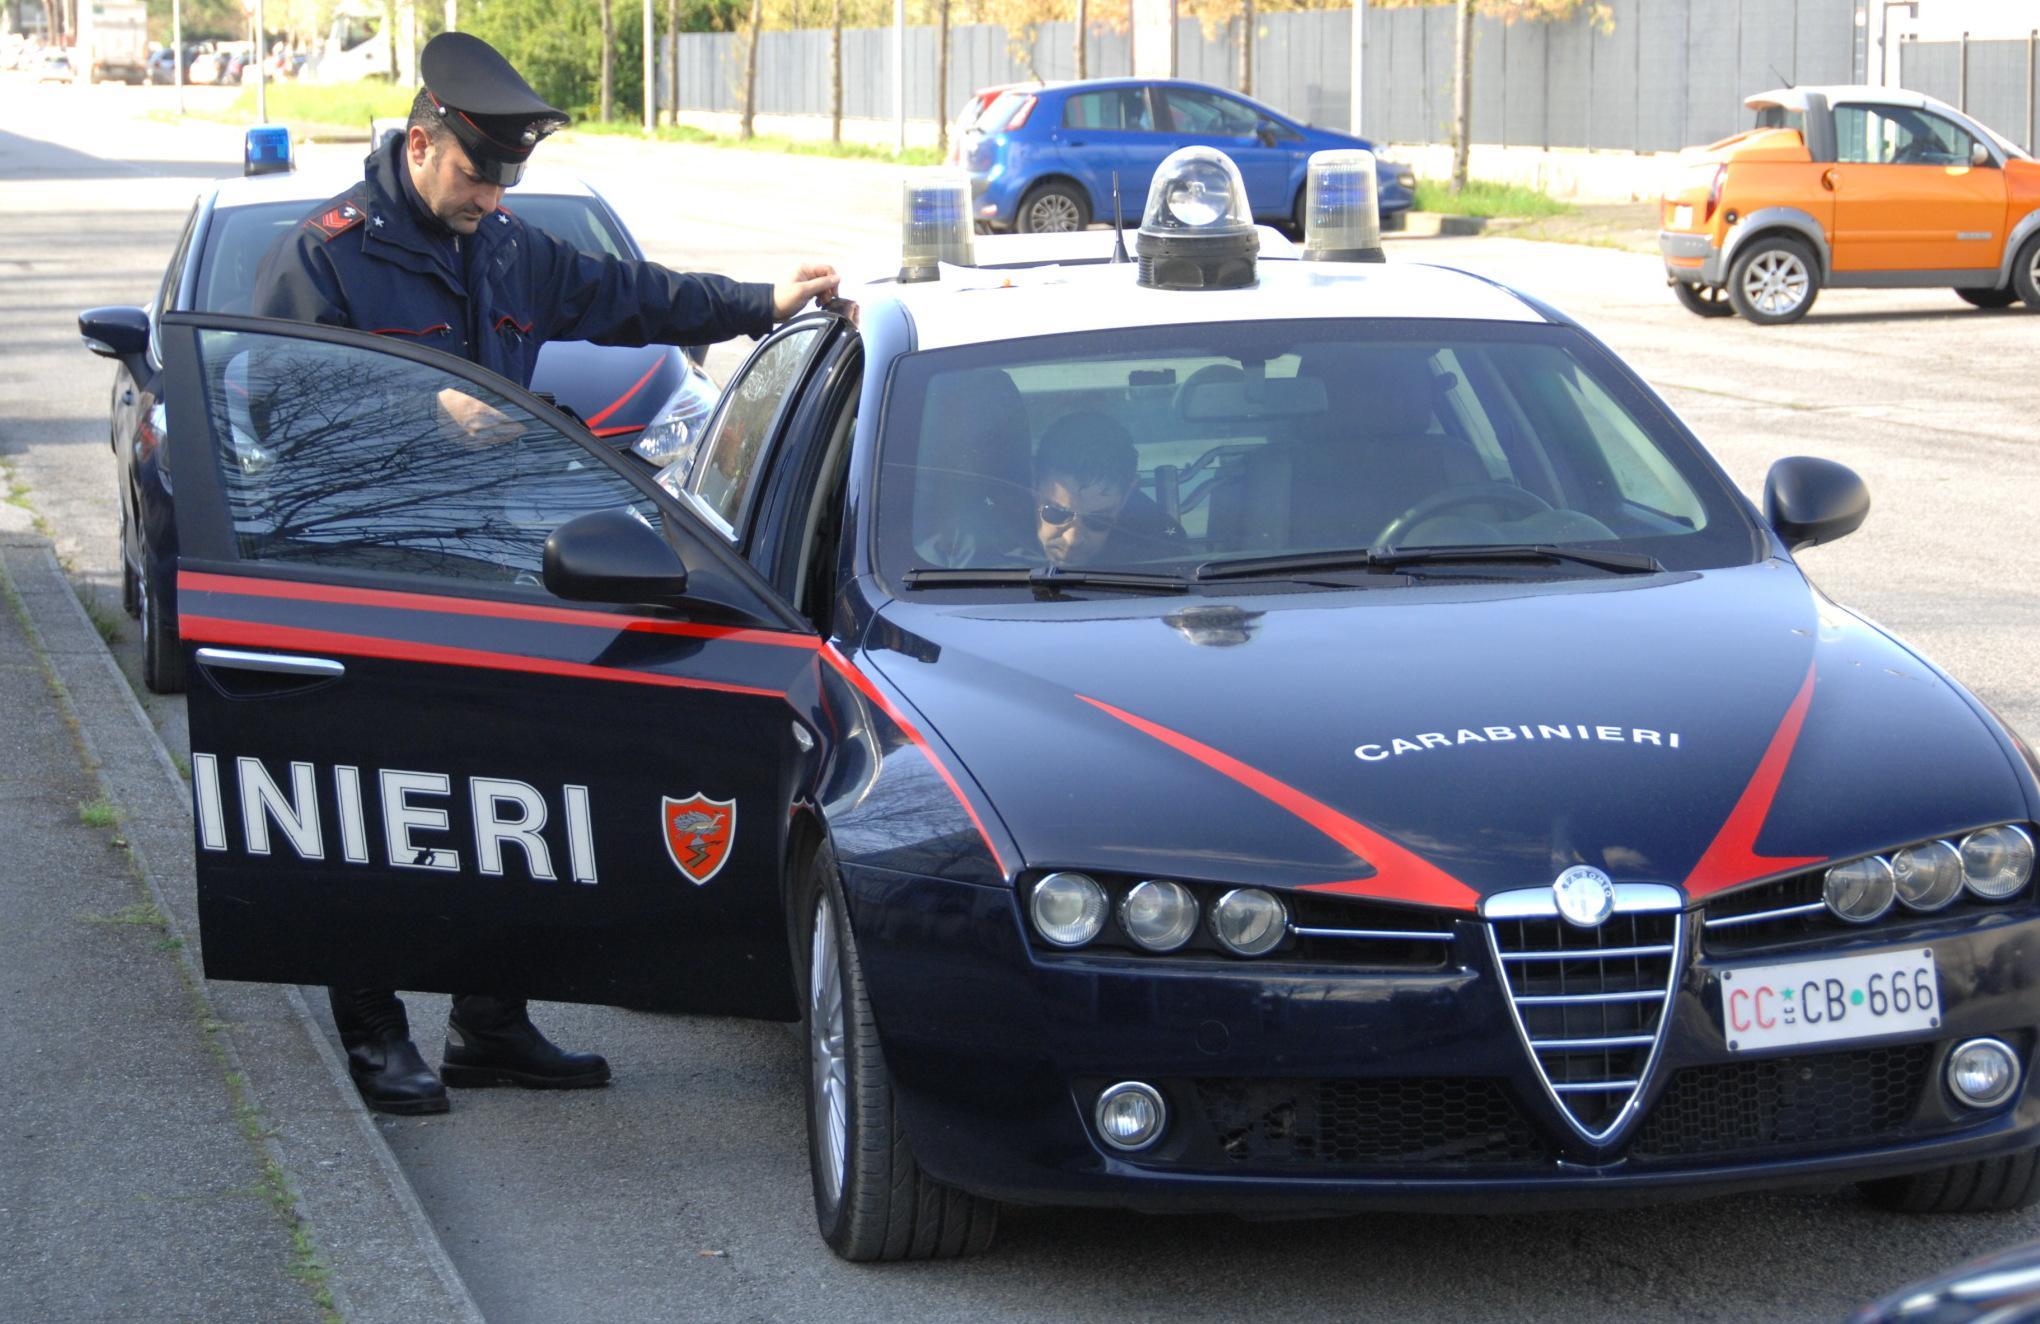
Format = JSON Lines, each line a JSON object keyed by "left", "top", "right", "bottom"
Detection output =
{"left": 1110, "top": 171, "right": 1130, "bottom": 264}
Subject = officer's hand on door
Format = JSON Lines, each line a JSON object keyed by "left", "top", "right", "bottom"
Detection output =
{"left": 437, "top": 387, "right": 524, "bottom": 447}
{"left": 775, "top": 263, "right": 857, "bottom": 326}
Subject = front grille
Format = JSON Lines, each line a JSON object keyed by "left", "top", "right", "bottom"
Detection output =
{"left": 1631, "top": 1043, "right": 1935, "bottom": 1160}
{"left": 1194, "top": 1077, "right": 1547, "bottom": 1168}
{"left": 1488, "top": 899, "right": 1683, "bottom": 1141}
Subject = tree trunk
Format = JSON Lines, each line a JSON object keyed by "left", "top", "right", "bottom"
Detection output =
{"left": 740, "top": 0, "right": 762, "bottom": 141}
{"left": 1451, "top": 0, "right": 1472, "bottom": 192}
{"left": 828, "top": 0, "right": 842, "bottom": 144}
{"left": 1073, "top": 0, "right": 1085, "bottom": 79}
{"left": 937, "top": 0, "right": 951, "bottom": 156}
{"left": 599, "top": 0, "right": 614, "bottom": 121}
{"left": 443, "top": 0, "right": 455, "bottom": 33}
{"left": 666, "top": 0, "right": 678, "bottom": 127}
{"left": 1237, "top": 0, "right": 1251, "bottom": 97}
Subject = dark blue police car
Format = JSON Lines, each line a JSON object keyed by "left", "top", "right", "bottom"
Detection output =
{"left": 147, "top": 149, "right": 2040, "bottom": 1261}
{"left": 79, "top": 129, "right": 713, "bottom": 696}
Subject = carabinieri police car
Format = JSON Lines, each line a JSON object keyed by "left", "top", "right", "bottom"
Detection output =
{"left": 152, "top": 146, "right": 2040, "bottom": 1261}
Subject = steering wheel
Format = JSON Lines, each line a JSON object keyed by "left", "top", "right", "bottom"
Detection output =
{"left": 1373, "top": 482, "right": 1556, "bottom": 551}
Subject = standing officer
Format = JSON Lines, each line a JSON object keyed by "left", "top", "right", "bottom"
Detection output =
{"left": 251, "top": 30, "right": 849, "bottom": 1117}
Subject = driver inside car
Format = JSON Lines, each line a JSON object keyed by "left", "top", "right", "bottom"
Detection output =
{"left": 1030, "top": 411, "right": 1180, "bottom": 567}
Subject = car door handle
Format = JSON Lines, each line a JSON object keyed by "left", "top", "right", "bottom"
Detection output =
{"left": 121, "top": 388, "right": 135, "bottom": 405}
{"left": 1822, "top": 168, "right": 1839, "bottom": 191}
{"left": 194, "top": 647, "right": 346, "bottom": 679}
{"left": 1067, "top": 139, "right": 1086, "bottom": 147}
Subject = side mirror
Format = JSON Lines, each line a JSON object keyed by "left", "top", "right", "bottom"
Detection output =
{"left": 1764, "top": 456, "right": 1869, "bottom": 552}
{"left": 543, "top": 507, "right": 690, "bottom": 605}
{"left": 1971, "top": 140, "right": 1993, "bottom": 167}
{"left": 79, "top": 305, "right": 150, "bottom": 361}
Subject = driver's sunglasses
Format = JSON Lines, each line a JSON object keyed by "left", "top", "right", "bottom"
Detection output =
{"left": 1038, "top": 501, "right": 1115, "bottom": 531}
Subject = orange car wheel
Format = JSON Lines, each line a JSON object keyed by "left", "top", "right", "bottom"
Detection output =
{"left": 1956, "top": 286, "right": 2019, "bottom": 309}
{"left": 2013, "top": 234, "right": 2040, "bottom": 310}
{"left": 1727, "top": 236, "right": 1820, "bottom": 325}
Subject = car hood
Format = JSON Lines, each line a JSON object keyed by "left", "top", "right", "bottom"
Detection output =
{"left": 865, "top": 564, "right": 2031, "bottom": 912}
{"left": 530, "top": 341, "right": 681, "bottom": 441}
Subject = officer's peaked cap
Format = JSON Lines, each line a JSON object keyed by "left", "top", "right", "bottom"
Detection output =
{"left": 419, "top": 32, "right": 569, "bottom": 185}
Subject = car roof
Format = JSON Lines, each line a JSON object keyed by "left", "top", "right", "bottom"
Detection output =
{"left": 869, "top": 251, "right": 1546, "bottom": 352}
{"left": 208, "top": 160, "right": 596, "bottom": 210}
{"left": 1744, "top": 84, "right": 1959, "bottom": 116}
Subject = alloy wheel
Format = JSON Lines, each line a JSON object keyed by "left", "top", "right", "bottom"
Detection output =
{"left": 1742, "top": 250, "right": 1810, "bottom": 317}
{"left": 809, "top": 893, "right": 848, "bottom": 1208}
{"left": 1028, "top": 193, "right": 1082, "bottom": 232}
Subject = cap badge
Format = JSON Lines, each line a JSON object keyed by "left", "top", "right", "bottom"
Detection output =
{"left": 1552, "top": 865, "right": 1616, "bottom": 928}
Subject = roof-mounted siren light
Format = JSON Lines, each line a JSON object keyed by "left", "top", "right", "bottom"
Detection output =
{"left": 1137, "top": 147, "right": 1257, "bottom": 290}
{"left": 244, "top": 124, "right": 293, "bottom": 177}
{"left": 899, "top": 172, "right": 976, "bottom": 284}
{"left": 1301, "top": 150, "right": 1385, "bottom": 264}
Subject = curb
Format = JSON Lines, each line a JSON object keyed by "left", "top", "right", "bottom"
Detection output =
{"left": 0, "top": 532, "right": 485, "bottom": 1324}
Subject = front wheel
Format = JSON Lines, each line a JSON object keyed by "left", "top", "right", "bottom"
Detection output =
{"left": 2012, "top": 233, "right": 2040, "bottom": 309}
{"left": 800, "top": 847, "right": 997, "bottom": 1261}
{"left": 1727, "top": 236, "right": 1821, "bottom": 325}
{"left": 1017, "top": 182, "right": 1090, "bottom": 234}
{"left": 1956, "top": 285, "right": 2019, "bottom": 309}
{"left": 139, "top": 558, "right": 185, "bottom": 694}
{"left": 1672, "top": 281, "right": 1734, "bottom": 318}
{"left": 1860, "top": 1147, "right": 2040, "bottom": 1213}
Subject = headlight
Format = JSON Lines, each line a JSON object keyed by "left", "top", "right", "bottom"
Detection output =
{"left": 1209, "top": 887, "right": 1287, "bottom": 956}
{"left": 1031, "top": 872, "right": 1108, "bottom": 948}
{"left": 1119, "top": 880, "right": 1198, "bottom": 952}
{"left": 631, "top": 362, "right": 719, "bottom": 468}
{"left": 1961, "top": 825, "right": 2035, "bottom": 899}
{"left": 1824, "top": 856, "right": 1895, "bottom": 923}
{"left": 1892, "top": 839, "right": 1965, "bottom": 911}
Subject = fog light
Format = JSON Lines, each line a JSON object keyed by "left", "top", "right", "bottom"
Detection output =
{"left": 1210, "top": 887, "right": 1288, "bottom": 956}
{"left": 1094, "top": 1081, "right": 1167, "bottom": 1151}
{"left": 1946, "top": 1038, "right": 2021, "bottom": 1109}
{"left": 1120, "top": 879, "right": 1198, "bottom": 952}
{"left": 1893, "top": 839, "right": 1965, "bottom": 912}
{"left": 1961, "top": 825, "right": 2035, "bottom": 899}
{"left": 1824, "top": 856, "right": 1895, "bottom": 923}
{"left": 1031, "top": 872, "right": 1108, "bottom": 948}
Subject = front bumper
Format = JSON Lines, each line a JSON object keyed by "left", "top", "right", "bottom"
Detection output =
{"left": 846, "top": 866, "right": 2040, "bottom": 1213}
{"left": 1661, "top": 229, "right": 1724, "bottom": 286}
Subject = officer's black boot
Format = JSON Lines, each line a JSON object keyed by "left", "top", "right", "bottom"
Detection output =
{"left": 327, "top": 987, "right": 450, "bottom": 1115}
{"left": 441, "top": 995, "right": 611, "bottom": 1089}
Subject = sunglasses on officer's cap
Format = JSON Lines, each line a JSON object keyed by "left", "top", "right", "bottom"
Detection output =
{"left": 431, "top": 98, "right": 569, "bottom": 186}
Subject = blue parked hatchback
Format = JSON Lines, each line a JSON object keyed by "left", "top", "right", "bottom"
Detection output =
{"left": 966, "top": 78, "right": 1416, "bottom": 233}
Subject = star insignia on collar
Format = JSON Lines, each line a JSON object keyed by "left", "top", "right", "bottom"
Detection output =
{"left": 372, "top": 215, "right": 386, "bottom": 227}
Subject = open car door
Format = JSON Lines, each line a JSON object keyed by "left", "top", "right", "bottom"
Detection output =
{"left": 157, "top": 312, "right": 824, "bottom": 1015}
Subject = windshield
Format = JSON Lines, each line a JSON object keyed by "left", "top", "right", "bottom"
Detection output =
{"left": 873, "top": 319, "right": 1758, "bottom": 589}
{"left": 195, "top": 193, "right": 625, "bottom": 314}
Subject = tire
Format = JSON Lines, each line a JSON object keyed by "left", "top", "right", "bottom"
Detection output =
{"left": 1016, "top": 182, "right": 1090, "bottom": 235}
{"left": 139, "top": 558, "right": 185, "bottom": 694}
{"left": 1726, "top": 235, "right": 1821, "bottom": 325}
{"left": 1860, "top": 1146, "right": 2040, "bottom": 1213}
{"left": 2012, "top": 233, "right": 2040, "bottom": 310}
{"left": 1956, "top": 285, "right": 2018, "bottom": 309}
{"left": 1672, "top": 281, "right": 1735, "bottom": 318}
{"left": 799, "top": 846, "right": 997, "bottom": 1261}
{"left": 120, "top": 551, "right": 140, "bottom": 618}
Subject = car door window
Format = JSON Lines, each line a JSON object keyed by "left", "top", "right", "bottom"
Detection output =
{"left": 1063, "top": 89, "right": 1153, "bottom": 131}
{"left": 1161, "top": 88, "right": 1260, "bottom": 137}
{"left": 189, "top": 325, "right": 658, "bottom": 586}
{"left": 1836, "top": 104, "right": 1979, "bottom": 166}
{"left": 687, "top": 325, "right": 824, "bottom": 535}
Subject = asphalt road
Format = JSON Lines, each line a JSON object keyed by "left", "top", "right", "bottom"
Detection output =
{"left": 6, "top": 75, "right": 2040, "bottom": 1323}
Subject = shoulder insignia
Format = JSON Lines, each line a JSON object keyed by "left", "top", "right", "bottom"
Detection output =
{"left": 306, "top": 203, "right": 365, "bottom": 241}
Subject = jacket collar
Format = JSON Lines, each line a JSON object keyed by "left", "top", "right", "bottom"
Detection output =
{"left": 359, "top": 136, "right": 510, "bottom": 281}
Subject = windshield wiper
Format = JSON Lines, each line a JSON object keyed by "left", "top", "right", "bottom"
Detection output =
{"left": 902, "top": 566, "right": 1192, "bottom": 595}
{"left": 1195, "top": 543, "right": 1661, "bottom": 581}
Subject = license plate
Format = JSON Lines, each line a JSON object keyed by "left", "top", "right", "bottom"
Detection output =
{"left": 1720, "top": 949, "right": 1940, "bottom": 1053}
{"left": 1672, "top": 204, "right": 1694, "bottom": 229}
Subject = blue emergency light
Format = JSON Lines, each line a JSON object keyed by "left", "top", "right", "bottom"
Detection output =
{"left": 245, "top": 125, "right": 294, "bottom": 177}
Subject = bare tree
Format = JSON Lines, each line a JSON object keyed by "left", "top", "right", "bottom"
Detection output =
{"left": 937, "top": 0, "right": 951, "bottom": 156}
{"left": 1237, "top": 0, "right": 1251, "bottom": 96}
{"left": 739, "top": 0, "right": 763, "bottom": 140}
{"left": 666, "top": 0, "right": 678, "bottom": 125}
{"left": 1073, "top": 0, "right": 1085, "bottom": 78}
{"left": 599, "top": 0, "right": 614, "bottom": 120}
{"left": 828, "top": 0, "right": 842, "bottom": 143}
{"left": 1452, "top": 0, "right": 1470, "bottom": 190}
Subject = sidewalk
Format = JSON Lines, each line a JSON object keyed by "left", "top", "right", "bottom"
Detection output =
{"left": 0, "top": 522, "right": 482, "bottom": 1324}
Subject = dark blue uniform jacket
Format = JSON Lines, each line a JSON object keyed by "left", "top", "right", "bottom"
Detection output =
{"left": 250, "top": 136, "right": 775, "bottom": 389}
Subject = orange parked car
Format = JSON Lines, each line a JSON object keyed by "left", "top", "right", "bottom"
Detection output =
{"left": 1659, "top": 86, "right": 2040, "bottom": 324}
